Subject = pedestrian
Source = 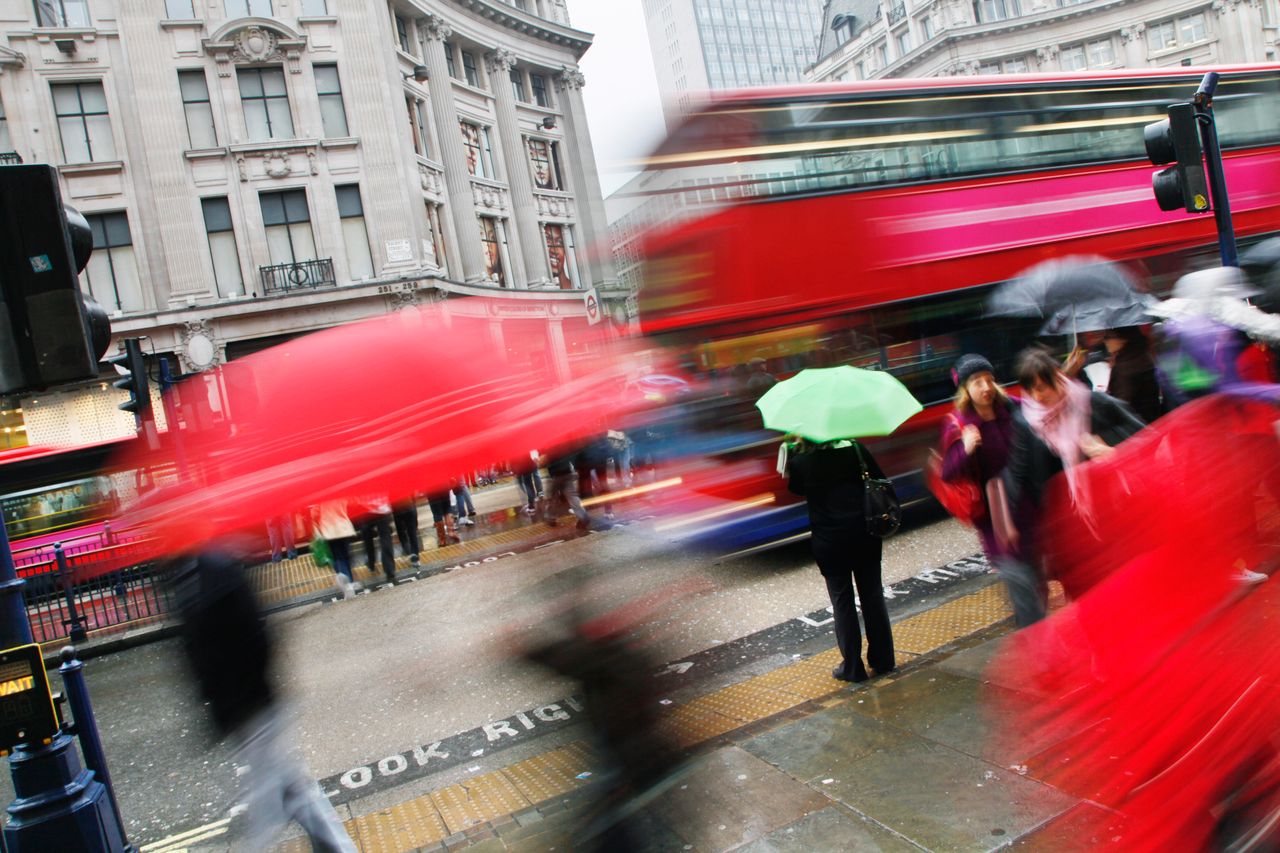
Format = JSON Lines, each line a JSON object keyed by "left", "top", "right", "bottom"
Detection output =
{"left": 786, "top": 436, "right": 894, "bottom": 683}
{"left": 452, "top": 478, "right": 477, "bottom": 526}
{"left": 1102, "top": 326, "right": 1162, "bottom": 423}
{"left": 543, "top": 450, "right": 590, "bottom": 530}
{"left": 356, "top": 496, "right": 396, "bottom": 585}
{"left": 576, "top": 434, "right": 614, "bottom": 519}
{"left": 311, "top": 500, "right": 357, "bottom": 599}
{"left": 1002, "top": 347, "right": 1146, "bottom": 610}
{"left": 266, "top": 513, "right": 297, "bottom": 563}
{"left": 171, "top": 548, "right": 356, "bottom": 853}
{"left": 391, "top": 495, "right": 421, "bottom": 566}
{"left": 427, "top": 489, "right": 461, "bottom": 547}
{"left": 938, "top": 354, "right": 1038, "bottom": 626}
{"left": 516, "top": 451, "right": 542, "bottom": 515}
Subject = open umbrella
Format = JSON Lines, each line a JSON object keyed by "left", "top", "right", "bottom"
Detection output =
{"left": 754, "top": 366, "right": 922, "bottom": 443}
{"left": 989, "top": 256, "right": 1155, "bottom": 344}
{"left": 1242, "top": 237, "right": 1280, "bottom": 314}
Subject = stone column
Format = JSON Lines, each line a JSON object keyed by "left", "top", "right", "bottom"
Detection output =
{"left": 546, "top": 317, "right": 571, "bottom": 383}
{"left": 421, "top": 14, "right": 487, "bottom": 284}
{"left": 553, "top": 66, "right": 618, "bottom": 289}
{"left": 486, "top": 48, "right": 541, "bottom": 288}
{"left": 1120, "top": 24, "right": 1147, "bottom": 67}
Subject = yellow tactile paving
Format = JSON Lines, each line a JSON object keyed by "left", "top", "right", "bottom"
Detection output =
{"left": 891, "top": 584, "right": 1010, "bottom": 654}
{"left": 347, "top": 796, "right": 449, "bottom": 853}
{"left": 430, "top": 770, "right": 534, "bottom": 835}
{"left": 499, "top": 740, "right": 594, "bottom": 804}
{"left": 273, "top": 580, "right": 1013, "bottom": 853}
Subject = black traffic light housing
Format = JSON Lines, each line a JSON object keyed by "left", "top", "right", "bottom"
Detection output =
{"left": 0, "top": 164, "right": 111, "bottom": 394}
{"left": 1144, "top": 102, "right": 1210, "bottom": 214}
{"left": 109, "top": 337, "right": 151, "bottom": 424}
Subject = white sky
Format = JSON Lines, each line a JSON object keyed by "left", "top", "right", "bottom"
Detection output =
{"left": 568, "top": 0, "right": 668, "bottom": 195}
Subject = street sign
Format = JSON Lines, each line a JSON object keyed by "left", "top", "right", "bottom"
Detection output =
{"left": 385, "top": 239, "right": 414, "bottom": 264}
{"left": 0, "top": 644, "right": 59, "bottom": 755}
{"left": 583, "top": 287, "right": 601, "bottom": 325}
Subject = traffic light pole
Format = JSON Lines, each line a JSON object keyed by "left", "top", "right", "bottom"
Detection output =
{"left": 1192, "top": 72, "right": 1238, "bottom": 267}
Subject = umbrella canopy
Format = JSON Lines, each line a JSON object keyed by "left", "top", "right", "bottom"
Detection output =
{"left": 1242, "top": 238, "right": 1280, "bottom": 314}
{"left": 1038, "top": 300, "right": 1155, "bottom": 336}
{"left": 754, "top": 366, "right": 922, "bottom": 443}
{"left": 989, "top": 256, "right": 1152, "bottom": 321}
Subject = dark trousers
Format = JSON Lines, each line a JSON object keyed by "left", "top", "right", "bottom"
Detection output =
{"left": 392, "top": 508, "right": 420, "bottom": 558}
{"left": 812, "top": 533, "right": 893, "bottom": 679}
{"left": 360, "top": 514, "right": 396, "bottom": 580}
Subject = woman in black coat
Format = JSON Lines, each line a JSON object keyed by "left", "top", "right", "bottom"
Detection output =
{"left": 788, "top": 439, "right": 895, "bottom": 683}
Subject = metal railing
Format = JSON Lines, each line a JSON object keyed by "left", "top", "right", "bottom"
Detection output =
{"left": 0, "top": 152, "right": 23, "bottom": 165}
{"left": 888, "top": 2, "right": 906, "bottom": 23}
{"left": 258, "top": 257, "right": 336, "bottom": 295}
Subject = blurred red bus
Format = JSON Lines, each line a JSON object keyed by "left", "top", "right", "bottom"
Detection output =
{"left": 629, "top": 64, "right": 1280, "bottom": 556}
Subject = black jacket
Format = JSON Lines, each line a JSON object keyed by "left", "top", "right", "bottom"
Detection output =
{"left": 1005, "top": 390, "right": 1145, "bottom": 514}
{"left": 787, "top": 442, "right": 885, "bottom": 540}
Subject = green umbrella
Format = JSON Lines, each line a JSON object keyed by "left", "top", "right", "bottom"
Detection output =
{"left": 754, "top": 366, "right": 923, "bottom": 442}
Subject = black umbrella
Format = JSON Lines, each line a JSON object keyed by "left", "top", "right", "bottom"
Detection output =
{"left": 989, "top": 256, "right": 1154, "bottom": 344}
{"left": 1241, "top": 238, "right": 1280, "bottom": 314}
{"left": 1039, "top": 300, "right": 1155, "bottom": 336}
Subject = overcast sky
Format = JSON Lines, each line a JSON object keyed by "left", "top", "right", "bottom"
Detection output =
{"left": 568, "top": 0, "right": 667, "bottom": 195}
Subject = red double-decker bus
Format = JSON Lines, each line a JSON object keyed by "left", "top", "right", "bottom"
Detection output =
{"left": 630, "top": 64, "right": 1280, "bottom": 556}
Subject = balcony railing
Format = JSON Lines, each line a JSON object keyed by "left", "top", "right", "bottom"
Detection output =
{"left": 888, "top": 2, "right": 906, "bottom": 24}
{"left": 0, "top": 152, "right": 23, "bottom": 165}
{"left": 258, "top": 257, "right": 336, "bottom": 295}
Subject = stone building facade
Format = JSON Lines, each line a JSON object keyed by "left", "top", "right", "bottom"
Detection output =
{"left": 808, "top": 0, "right": 1279, "bottom": 82}
{"left": 0, "top": 0, "right": 621, "bottom": 445}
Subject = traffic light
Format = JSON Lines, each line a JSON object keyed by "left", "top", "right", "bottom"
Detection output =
{"left": 109, "top": 337, "right": 152, "bottom": 424}
{"left": 1144, "top": 102, "right": 1210, "bottom": 214}
{"left": 0, "top": 164, "right": 111, "bottom": 394}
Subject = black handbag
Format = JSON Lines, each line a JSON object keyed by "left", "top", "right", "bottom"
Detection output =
{"left": 854, "top": 442, "right": 901, "bottom": 538}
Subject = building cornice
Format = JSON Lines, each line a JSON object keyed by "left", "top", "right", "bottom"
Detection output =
{"left": 0, "top": 45, "right": 25, "bottom": 71}
{"left": 431, "top": 0, "right": 594, "bottom": 58}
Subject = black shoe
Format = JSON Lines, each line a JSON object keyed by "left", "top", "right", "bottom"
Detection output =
{"left": 832, "top": 666, "right": 870, "bottom": 683}
{"left": 868, "top": 665, "right": 897, "bottom": 678}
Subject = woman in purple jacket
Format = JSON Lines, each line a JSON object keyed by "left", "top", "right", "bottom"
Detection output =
{"left": 939, "top": 354, "right": 1038, "bottom": 627}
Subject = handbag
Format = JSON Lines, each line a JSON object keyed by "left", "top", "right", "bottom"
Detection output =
{"left": 926, "top": 415, "right": 987, "bottom": 527}
{"left": 853, "top": 442, "right": 901, "bottom": 538}
{"left": 310, "top": 535, "right": 332, "bottom": 568}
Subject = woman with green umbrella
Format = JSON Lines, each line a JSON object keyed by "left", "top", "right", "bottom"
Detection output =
{"left": 760, "top": 366, "right": 920, "bottom": 683}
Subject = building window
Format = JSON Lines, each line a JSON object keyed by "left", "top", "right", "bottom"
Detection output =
{"left": 896, "top": 30, "right": 911, "bottom": 56}
{"left": 979, "top": 61, "right": 1000, "bottom": 75}
{"left": 527, "top": 138, "right": 563, "bottom": 190}
{"left": 975, "top": 0, "right": 1019, "bottom": 23}
{"left": 0, "top": 97, "right": 13, "bottom": 155}
{"left": 165, "top": 0, "right": 196, "bottom": 18}
{"left": 920, "top": 15, "right": 934, "bottom": 41}
{"left": 35, "top": 0, "right": 90, "bottom": 27}
{"left": 406, "top": 96, "right": 429, "bottom": 156}
{"left": 855, "top": 60, "right": 866, "bottom": 79}
{"left": 178, "top": 70, "right": 217, "bottom": 149}
{"left": 460, "top": 121, "right": 494, "bottom": 179}
{"left": 82, "top": 213, "right": 142, "bottom": 313}
{"left": 1004, "top": 56, "right": 1029, "bottom": 73}
{"left": 1059, "top": 44, "right": 1086, "bottom": 71}
{"left": 225, "top": 0, "right": 271, "bottom": 16}
{"left": 877, "top": 42, "right": 889, "bottom": 67}
{"left": 444, "top": 41, "right": 458, "bottom": 78}
{"left": 201, "top": 197, "right": 243, "bottom": 298}
{"left": 336, "top": 185, "right": 374, "bottom": 280}
{"left": 479, "top": 216, "right": 506, "bottom": 285}
{"left": 1179, "top": 12, "right": 1207, "bottom": 44}
{"left": 238, "top": 67, "right": 293, "bottom": 141}
{"left": 510, "top": 69, "right": 527, "bottom": 102}
{"left": 1148, "top": 20, "right": 1178, "bottom": 51}
{"left": 299, "top": 0, "right": 327, "bottom": 13}
{"left": 543, "top": 223, "right": 578, "bottom": 290}
{"left": 52, "top": 82, "right": 116, "bottom": 163}
{"left": 1151, "top": 12, "right": 1208, "bottom": 49}
{"left": 425, "top": 202, "right": 447, "bottom": 274}
{"left": 314, "top": 64, "right": 349, "bottom": 138}
{"left": 395, "top": 15, "right": 412, "bottom": 54}
{"left": 461, "top": 51, "right": 480, "bottom": 87}
{"left": 530, "top": 73, "right": 550, "bottom": 107}
{"left": 259, "top": 189, "right": 316, "bottom": 266}
{"left": 1086, "top": 38, "right": 1115, "bottom": 68}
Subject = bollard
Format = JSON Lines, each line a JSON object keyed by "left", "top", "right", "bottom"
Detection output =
{"left": 58, "top": 647, "right": 131, "bottom": 851}
{"left": 53, "top": 544, "right": 87, "bottom": 644}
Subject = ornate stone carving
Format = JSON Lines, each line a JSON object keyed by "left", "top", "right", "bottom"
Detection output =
{"left": 534, "top": 192, "right": 573, "bottom": 219}
{"left": 233, "top": 26, "right": 280, "bottom": 62}
{"left": 419, "top": 161, "right": 444, "bottom": 196}
{"left": 422, "top": 13, "right": 452, "bottom": 43}
{"left": 206, "top": 23, "right": 307, "bottom": 76}
{"left": 554, "top": 65, "right": 586, "bottom": 92}
{"left": 1036, "top": 45, "right": 1059, "bottom": 64}
{"left": 1120, "top": 22, "right": 1146, "bottom": 43}
{"left": 485, "top": 48, "right": 518, "bottom": 74}
{"left": 471, "top": 181, "right": 508, "bottom": 211}
{"left": 388, "top": 289, "right": 418, "bottom": 311}
{"left": 265, "top": 153, "right": 290, "bottom": 178}
{"left": 179, "top": 320, "right": 219, "bottom": 373}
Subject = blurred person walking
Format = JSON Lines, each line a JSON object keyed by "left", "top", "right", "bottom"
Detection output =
{"left": 427, "top": 489, "right": 461, "bottom": 547}
{"left": 266, "top": 513, "right": 296, "bottom": 562}
{"left": 936, "top": 355, "right": 1037, "bottom": 625}
{"left": 452, "top": 479, "right": 477, "bottom": 526}
{"left": 391, "top": 495, "right": 421, "bottom": 566}
{"left": 787, "top": 438, "right": 895, "bottom": 682}
{"left": 1003, "top": 348, "right": 1145, "bottom": 611}
{"left": 516, "top": 451, "right": 543, "bottom": 515}
{"left": 1102, "top": 326, "right": 1162, "bottom": 423}
{"left": 172, "top": 549, "right": 356, "bottom": 853}
{"left": 356, "top": 495, "right": 396, "bottom": 585}
{"left": 312, "top": 500, "right": 357, "bottom": 599}
{"left": 543, "top": 450, "right": 590, "bottom": 530}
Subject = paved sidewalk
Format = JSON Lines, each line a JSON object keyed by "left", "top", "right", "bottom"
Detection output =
{"left": 254, "top": 579, "right": 1104, "bottom": 853}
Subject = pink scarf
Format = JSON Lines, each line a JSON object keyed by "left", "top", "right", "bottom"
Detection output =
{"left": 1022, "top": 377, "right": 1092, "bottom": 470}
